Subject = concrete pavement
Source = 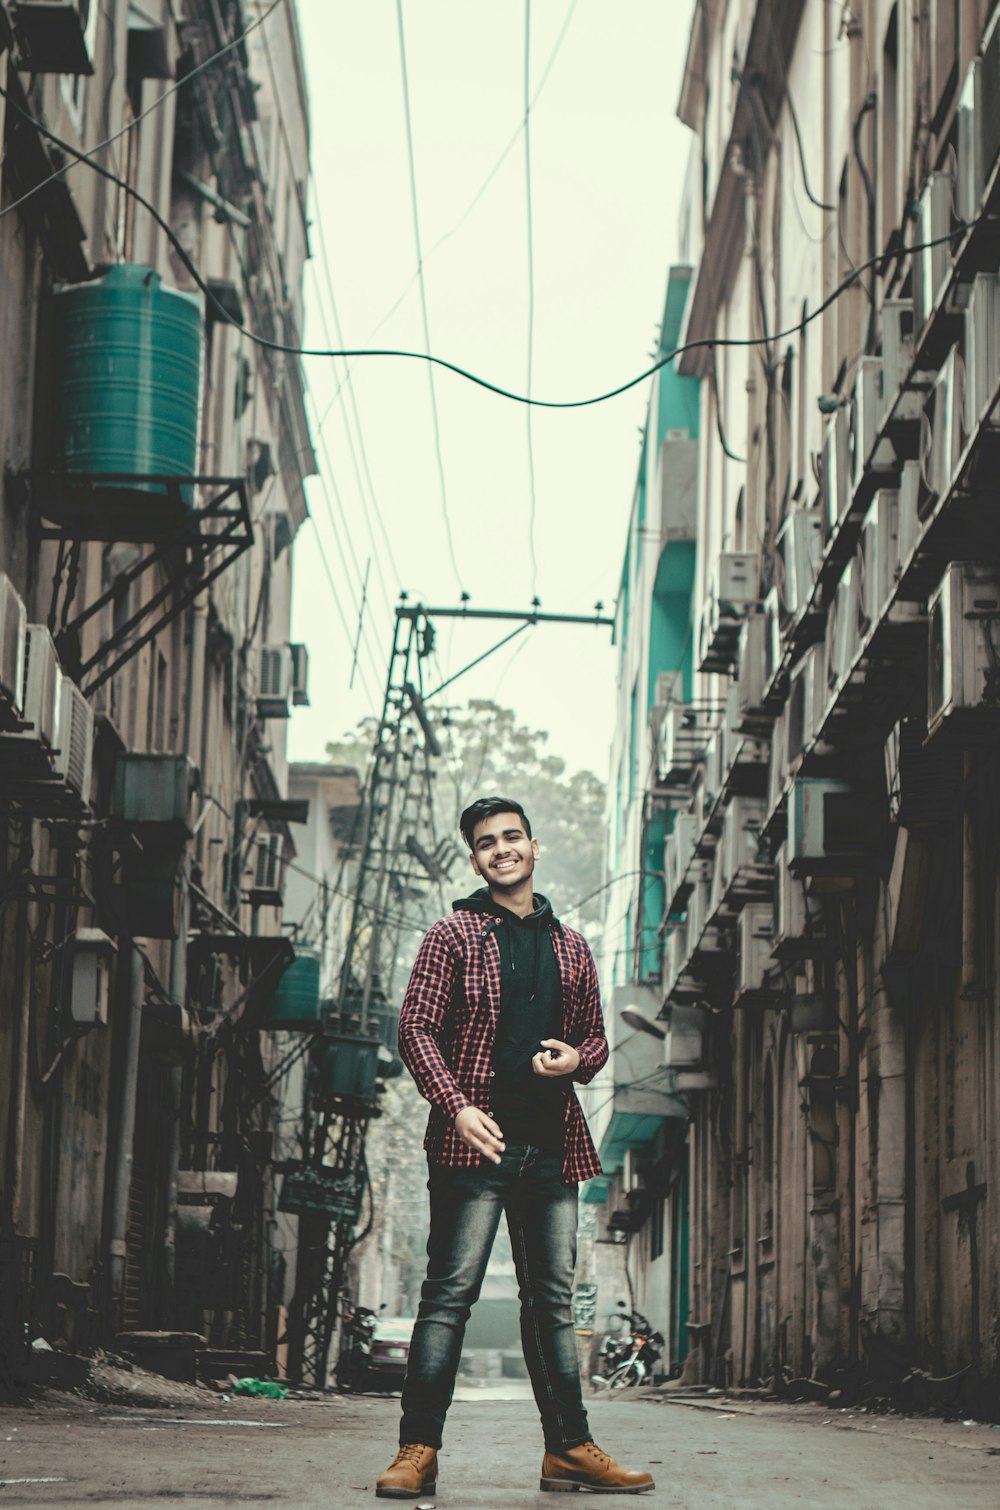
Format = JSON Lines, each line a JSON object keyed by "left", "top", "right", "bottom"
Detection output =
{"left": 1, "top": 1382, "right": 997, "bottom": 1507}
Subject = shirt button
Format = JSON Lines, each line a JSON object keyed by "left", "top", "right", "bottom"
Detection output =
{"left": 489, "top": 1071, "right": 495, "bottom": 1077}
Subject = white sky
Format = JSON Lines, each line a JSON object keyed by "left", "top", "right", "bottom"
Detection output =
{"left": 288, "top": 0, "right": 696, "bottom": 787}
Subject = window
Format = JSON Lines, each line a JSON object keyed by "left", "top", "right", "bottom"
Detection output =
{"left": 650, "top": 1194, "right": 666, "bottom": 1261}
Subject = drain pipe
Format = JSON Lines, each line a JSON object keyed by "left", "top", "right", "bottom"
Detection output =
{"left": 163, "top": 870, "right": 188, "bottom": 1310}
{"left": 108, "top": 943, "right": 145, "bottom": 1325}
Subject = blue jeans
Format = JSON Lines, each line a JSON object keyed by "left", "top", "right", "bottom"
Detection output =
{"left": 399, "top": 1144, "right": 591, "bottom": 1452}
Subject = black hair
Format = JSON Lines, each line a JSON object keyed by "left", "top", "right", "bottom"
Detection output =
{"left": 459, "top": 796, "right": 532, "bottom": 852}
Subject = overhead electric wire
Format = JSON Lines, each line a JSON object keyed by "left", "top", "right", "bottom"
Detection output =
{"left": 0, "top": 82, "right": 977, "bottom": 411}
{"left": 523, "top": 0, "right": 540, "bottom": 595}
{"left": 394, "top": 0, "right": 463, "bottom": 591}
{"left": 367, "top": 0, "right": 580, "bottom": 345}
{"left": 0, "top": 0, "right": 287, "bottom": 223}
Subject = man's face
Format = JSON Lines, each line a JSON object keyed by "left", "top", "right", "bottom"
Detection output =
{"left": 469, "top": 811, "right": 539, "bottom": 890}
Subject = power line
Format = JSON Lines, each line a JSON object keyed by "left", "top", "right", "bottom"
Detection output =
{"left": 0, "top": 0, "right": 287, "bottom": 223}
{"left": 393, "top": 0, "right": 463, "bottom": 590}
{"left": 523, "top": 0, "right": 540, "bottom": 597}
{"left": 368, "top": 0, "right": 579, "bottom": 342}
{"left": 0, "top": 83, "right": 977, "bottom": 411}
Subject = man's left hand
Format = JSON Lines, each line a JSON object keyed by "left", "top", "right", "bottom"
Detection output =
{"left": 532, "top": 1038, "right": 581, "bottom": 1078}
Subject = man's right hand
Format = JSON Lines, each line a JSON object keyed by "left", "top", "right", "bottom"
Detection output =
{"left": 453, "top": 1107, "right": 505, "bottom": 1164}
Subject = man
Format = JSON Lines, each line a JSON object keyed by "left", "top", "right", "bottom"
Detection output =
{"left": 376, "top": 796, "right": 654, "bottom": 1499}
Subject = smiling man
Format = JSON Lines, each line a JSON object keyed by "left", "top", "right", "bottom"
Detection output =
{"left": 376, "top": 796, "right": 654, "bottom": 1499}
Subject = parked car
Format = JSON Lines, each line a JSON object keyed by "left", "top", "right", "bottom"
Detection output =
{"left": 364, "top": 1316, "right": 415, "bottom": 1391}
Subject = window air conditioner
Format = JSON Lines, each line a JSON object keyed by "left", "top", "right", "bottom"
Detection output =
{"left": 721, "top": 684, "right": 767, "bottom": 793}
{"left": 257, "top": 644, "right": 293, "bottom": 719}
{"left": 964, "top": 273, "right": 1000, "bottom": 435}
{"left": 763, "top": 587, "right": 782, "bottom": 693}
{"left": 848, "top": 357, "right": 895, "bottom": 494}
{"left": 735, "top": 903, "right": 779, "bottom": 1005}
{"left": 776, "top": 508, "right": 822, "bottom": 616}
{"left": 719, "top": 796, "right": 768, "bottom": 905}
{"left": 914, "top": 171, "right": 954, "bottom": 334}
{"left": 787, "top": 777, "right": 889, "bottom": 877}
{"left": 0, "top": 572, "right": 28, "bottom": 720}
{"left": 686, "top": 876, "right": 708, "bottom": 952}
{"left": 20, "top": 626, "right": 60, "bottom": 749}
{"left": 920, "top": 345, "right": 964, "bottom": 508}
{"left": 10, "top": 2, "right": 96, "bottom": 75}
{"left": 772, "top": 844, "right": 827, "bottom": 959}
{"left": 54, "top": 677, "right": 94, "bottom": 800}
{"left": 927, "top": 563, "right": 1000, "bottom": 739}
{"left": 290, "top": 643, "right": 310, "bottom": 707}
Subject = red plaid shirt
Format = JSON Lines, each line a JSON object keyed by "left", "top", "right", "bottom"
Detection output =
{"left": 398, "top": 908, "right": 608, "bottom": 1183}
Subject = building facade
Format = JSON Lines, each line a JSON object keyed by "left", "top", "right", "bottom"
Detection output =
{"left": 600, "top": 0, "right": 1000, "bottom": 1414}
{"left": 0, "top": 0, "right": 339, "bottom": 1377}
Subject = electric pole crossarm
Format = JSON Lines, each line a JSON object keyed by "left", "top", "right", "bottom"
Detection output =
{"left": 398, "top": 605, "right": 615, "bottom": 627}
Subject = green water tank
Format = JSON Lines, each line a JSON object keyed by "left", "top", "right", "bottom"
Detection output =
{"left": 318, "top": 1035, "right": 381, "bottom": 1104}
{"left": 264, "top": 946, "right": 322, "bottom": 1031}
{"left": 48, "top": 264, "right": 203, "bottom": 527}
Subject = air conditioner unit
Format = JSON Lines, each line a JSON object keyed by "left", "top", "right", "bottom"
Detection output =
{"left": 914, "top": 170, "right": 954, "bottom": 334}
{"left": 825, "top": 559, "right": 861, "bottom": 696}
{"left": 820, "top": 406, "right": 851, "bottom": 543}
{"left": 927, "top": 563, "right": 1000, "bottom": 739}
{"left": 113, "top": 753, "right": 198, "bottom": 831}
{"left": 699, "top": 553, "right": 758, "bottom": 671}
{"left": 20, "top": 625, "right": 60, "bottom": 749}
{"left": 54, "top": 676, "right": 94, "bottom": 800}
{"left": 289, "top": 643, "right": 310, "bottom": 707}
{"left": 665, "top": 1004, "right": 708, "bottom": 1069}
{"left": 10, "top": 2, "right": 96, "bottom": 74}
{"left": 666, "top": 809, "right": 699, "bottom": 907}
{"left": 858, "top": 488, "right": 899, "bottom": 636}
{"left": 776, "top": 508, "right": 822, "bottom": 616}
{"left": 660, "top": 702, "right": 714, "bottom": 786}
{"left": 762, "top": 588, "right": 782, "bottom": 693}
{"left": 896, "top": 459, "right": 925, "bottom": 578}
{"left": 964, "top": 273, "right": 1000, "bottom": 435}
{"left": 920, "top": 345, "right": 964, "bottom": 507}
{"left": 252, "top": 831, "right": 284, "bottom": 901}
{"left": 0, "top": 572, "right": 27, "bottom": 720}
{"left": 957, "top": 18, "right": 1000, "bottom": 224}
{"left": 881, "top": 299, "right": 921, "bottom": 420}
{"left": 766, "top": 712, "right": 788, "bottom": 827}
{"left": 664, "top": 920, "right": 689, "bottom": 997}
{"left": 786, "top": 650, "right": 816, "bottom": 765}
{"left": 787, "top": 777, "right": 889, "bottom": 878}
{"left": 686, "top": 875, "right": 708, "bottom": 950}
{"left": 696, "top": 591, "right": 717, "bottom": 674}
{"left": 736, "top": 612, "right": 768, "bottom": 730}
{"left": 735, "top": 903, "right": 779, "bottom": 1005}
{"left": 257, "top": 644, "right": 293, "bottom": 719}
{"left": 718, "top": 795, "right": 768, "bottom": 904}
{"left": 848, "top": 357, "right": 895, "bottom": 493}
{"left": 772, "top": 845, "right": 827, "bottom": 959}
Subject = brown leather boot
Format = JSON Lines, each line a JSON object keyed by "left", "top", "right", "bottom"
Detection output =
{"left": 375, "top": 1443, "right": 438, "bottom": 1499}
{"left": 540, "top": 1441, "right": 654, "bottom": 1494}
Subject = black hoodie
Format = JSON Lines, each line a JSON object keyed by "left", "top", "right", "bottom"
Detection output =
{"left": 453, "top": 888, "right": 568, "bottom": 1149}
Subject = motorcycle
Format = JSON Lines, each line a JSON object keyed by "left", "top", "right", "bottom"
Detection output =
{"left": 592, "top": 1302, "right": 664, "bottom": 1389}
{"left": 334, "top": 1301, "right": 381, "bottom": 1392}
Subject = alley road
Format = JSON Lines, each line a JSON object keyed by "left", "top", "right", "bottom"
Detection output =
{"left": 1, "top": 1389, "right": 997, "bottom": 1508}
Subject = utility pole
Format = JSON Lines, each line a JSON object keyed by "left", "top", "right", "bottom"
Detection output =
{"left": 283, "top": 601, "right": 614, "bottom": 1387}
